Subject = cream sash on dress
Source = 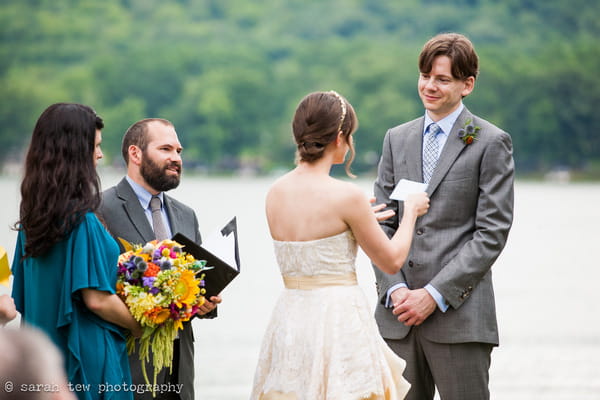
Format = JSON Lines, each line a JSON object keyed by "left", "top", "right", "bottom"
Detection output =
{"left": 282, "top": 272, "right": 357, "bottom": 290}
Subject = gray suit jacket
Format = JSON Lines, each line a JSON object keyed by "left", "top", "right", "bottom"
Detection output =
{"left": 373, "top": 107, "right": 514, "bottom": 346}
{"left": 100, "top": 178, "right": 203, "bottom": 400}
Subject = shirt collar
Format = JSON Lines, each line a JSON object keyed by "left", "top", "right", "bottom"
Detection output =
{"left": 423, "top": 102, "right": 464, "bottom": 136}
{"left": 125, "top": 175, "right": 164, "bottom": 211}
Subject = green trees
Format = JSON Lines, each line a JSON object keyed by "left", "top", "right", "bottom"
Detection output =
{"left": 1, "top": 0, "right": 598, "bottom": 176}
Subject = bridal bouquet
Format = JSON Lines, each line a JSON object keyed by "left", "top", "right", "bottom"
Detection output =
{"left": 116, "top": 239, "right": 208, "bottom": 386}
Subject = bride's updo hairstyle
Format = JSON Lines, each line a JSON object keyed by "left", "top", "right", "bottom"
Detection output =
{"left": 292, "top": 91, "right": 358, "bottom": 177}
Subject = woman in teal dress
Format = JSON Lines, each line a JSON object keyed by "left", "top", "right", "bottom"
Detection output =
{"left": 11, "top": 103, "right": 142, "bottom": 400}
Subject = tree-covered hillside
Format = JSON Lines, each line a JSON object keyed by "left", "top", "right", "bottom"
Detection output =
{"left": 1, "top": 0, "right": 599, "bottom": 176}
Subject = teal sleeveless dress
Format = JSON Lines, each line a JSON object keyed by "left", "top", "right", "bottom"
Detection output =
{"left": 12, "top": 212, "right": 132, "bottom": 400}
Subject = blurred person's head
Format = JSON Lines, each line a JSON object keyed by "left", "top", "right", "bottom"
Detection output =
{"left": 16, "top": 103, "right": 104, "bottom": 258}
{"left": 122, "top": 118, "right": 182, "bottom": 194}
{"left": 0, "top": 327, "right": 76, "bottom": 400}
{"left": 292, "top": 91, "right": 358, "bottom": 177}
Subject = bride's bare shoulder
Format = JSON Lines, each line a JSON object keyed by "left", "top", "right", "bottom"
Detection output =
{"left": 266, "top": 172, "right": 293, "bottom": 194}
{"left": 333, "top": 177, "right": 364, "bottom": 194}
{"left": 265, "top": 173, "right": 299, "bottom": 206}
{"left": 267, "top": 173, "right": 364, "bottom": 204}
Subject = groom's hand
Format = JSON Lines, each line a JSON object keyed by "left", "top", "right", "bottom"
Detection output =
{"left": 392, "top": 289, "right": 436, "bottom": 326}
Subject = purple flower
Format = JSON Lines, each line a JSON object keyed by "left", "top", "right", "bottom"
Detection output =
{"left": 142, "top": 276, "right": 156, "bottom": 288}
{"left": 169, "top": 303, "right": 180, "bottom": 318}
{"left": 149, "top": 287, "right": 160, "bottom": 295}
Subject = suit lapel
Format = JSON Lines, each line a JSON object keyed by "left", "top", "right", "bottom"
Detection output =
{"left": 406, "top": 118, "right": 425, "bottom": 182}
{"left": 426, "top": 109, "right": 472, "bottom": 196}
{"left": 164, "top": 195, "right": 185, "bottom": 237}
{"left": 116, "top": 178, "right": 155, "bottom": 242}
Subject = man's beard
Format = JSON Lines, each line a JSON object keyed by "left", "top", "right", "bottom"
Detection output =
{"left": 140, "top": 155, "right": 181, "bottom": 192}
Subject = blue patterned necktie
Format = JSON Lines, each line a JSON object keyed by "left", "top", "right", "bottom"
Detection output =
{"left": 423, "top": 123, "right": 441, "bottom": 183}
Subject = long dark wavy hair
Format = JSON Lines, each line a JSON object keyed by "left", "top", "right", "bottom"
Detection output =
{"left": 15, "top": 103, "right": 104, "bottom": 258}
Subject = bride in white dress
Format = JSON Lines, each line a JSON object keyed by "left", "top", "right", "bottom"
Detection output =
{"left": 251, "top": 91, "right": 429, "bottom": 400}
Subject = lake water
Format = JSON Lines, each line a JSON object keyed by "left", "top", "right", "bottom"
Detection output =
{"left": 1, "top": 174, "right": 599, "bottom": 400}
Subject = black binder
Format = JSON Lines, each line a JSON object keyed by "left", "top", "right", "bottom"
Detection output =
{"left": 172, "top": 218, "right": 240, "bottom": 299}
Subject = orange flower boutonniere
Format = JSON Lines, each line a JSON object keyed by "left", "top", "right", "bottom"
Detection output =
{"left": 458, "top": 118, "right": 480, "bottom": 145}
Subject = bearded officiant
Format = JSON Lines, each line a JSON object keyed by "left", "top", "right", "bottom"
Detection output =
{"left": 100, "top": 118, "right": 223, "bottom": 400}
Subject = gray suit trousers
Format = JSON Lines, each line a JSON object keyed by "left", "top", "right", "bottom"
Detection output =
{"left": 385, "top": 328, "right": 492, "bottom": 400}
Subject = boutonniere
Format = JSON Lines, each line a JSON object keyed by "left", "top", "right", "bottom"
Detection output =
{"left": 458, "top": 118, "right": 480, "bottom": 145}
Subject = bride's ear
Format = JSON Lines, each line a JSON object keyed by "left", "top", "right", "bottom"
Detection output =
{"left": 335, "top": 130, "right": 344, "bottom": 146}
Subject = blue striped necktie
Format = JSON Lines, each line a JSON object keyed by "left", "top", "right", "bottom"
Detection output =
{"left": 423, "top": 123, "right": 441, "bottom": 183}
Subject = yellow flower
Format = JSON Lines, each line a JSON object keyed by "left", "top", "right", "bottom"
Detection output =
{"left": 161, "top": 239, "right": 178, "bottom": 248}
{"left": 126, "top": 292, "right": 159, "bottom": 321}
{"left": 173, "top": 269, "right": 200, "bottom": 307}
{"left": 145, "top": 307, "right": 171, "bottom": 325}
{"left": 174, "top": 319, "right": 183, "bottom": 331}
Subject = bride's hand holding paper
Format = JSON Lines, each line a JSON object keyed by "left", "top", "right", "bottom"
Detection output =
{"left": 404, "top": 192, "right": 430, "bottom": 217}
{"left": 390, "top": 178, "right": 428, "bottom": 201}
{"left": 388, "top": 179, "right": 430, "bottom": 217}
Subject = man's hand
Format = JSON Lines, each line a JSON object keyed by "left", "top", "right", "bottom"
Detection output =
{"left": 392, "top": 288, "right": 436, "bottom": 326}
{"left": 196, "top": 295, "right": 222, "bottom": 315}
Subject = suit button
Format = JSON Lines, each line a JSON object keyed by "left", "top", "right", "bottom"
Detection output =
{"left": 416, "top": 229, "right": 423, "bottom": 235}
{"left": 408, "top": 260, "right": 414, "bottom": 268}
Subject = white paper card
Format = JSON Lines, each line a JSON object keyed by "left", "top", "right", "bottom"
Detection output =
{"left": 390, "top": 179, "right": 428, "bottom": 201}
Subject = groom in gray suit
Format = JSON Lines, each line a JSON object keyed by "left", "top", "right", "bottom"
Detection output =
{"left": 100, "top": 118, "right": 221, "bottom": 400}
{"left": 373, "top": 33, "right": 514, "bottom": 399}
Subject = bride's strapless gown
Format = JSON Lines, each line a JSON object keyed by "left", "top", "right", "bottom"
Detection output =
{"left": 250, "top": 230, "right": 410, "bottom": 400}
